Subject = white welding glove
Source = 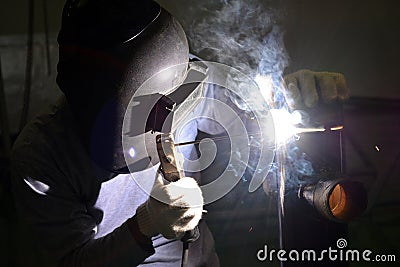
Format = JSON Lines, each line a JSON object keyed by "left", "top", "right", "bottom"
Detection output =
{"left": 282, "top": 69, "right": 349, "bottom": 109}
{"left": 136, "top": 172, "right": 204, "bottom": 240}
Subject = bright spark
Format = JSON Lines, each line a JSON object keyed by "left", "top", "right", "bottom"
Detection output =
{"left": 295, "top": 127, "right": 326, "bottom": 134}
{"left": 374, "top": 145, "right": 380, "bottom": 152}
{"left": 255, "top": 74, "right": 327, "bottom": 218}
{"left": 330, "top": 125, "right": 344, "bottom": 131}
{"left": 270, "top": 109, "right": 325, "bottom": 144}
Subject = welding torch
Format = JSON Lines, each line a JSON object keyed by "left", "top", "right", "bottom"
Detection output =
{"left": 145, "top": 60, "right": 210, "bottom": 267}
{"left": 156, "top": 133, "right": 200, "bottom": 267}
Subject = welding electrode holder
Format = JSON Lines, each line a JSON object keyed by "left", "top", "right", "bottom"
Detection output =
{"left": 156, "top": 133, "right": 200, "bottom": 267}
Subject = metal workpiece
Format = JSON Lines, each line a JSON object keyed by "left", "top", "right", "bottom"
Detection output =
{"left": 156, "top": 133, "right": 185, "bottom": 182}
{"left": 299, "top": 179, "right": 368, "bottom": 222}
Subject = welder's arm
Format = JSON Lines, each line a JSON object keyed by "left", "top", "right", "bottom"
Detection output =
{"left": 282, "top": 69, "right": 349, "bottom": 109}
{"left": 11, "top": 157, "right": 154, "bottom": 267}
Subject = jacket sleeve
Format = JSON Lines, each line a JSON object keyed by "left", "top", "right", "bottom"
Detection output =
{"left": 11, "top": 151, "right": 154, "bottom": 267}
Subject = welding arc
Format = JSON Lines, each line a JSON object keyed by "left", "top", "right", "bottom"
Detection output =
{"left": 174, "top": 127, "right": 327, "bottom": 147}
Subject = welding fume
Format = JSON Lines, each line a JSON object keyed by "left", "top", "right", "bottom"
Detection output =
{"left": 9, "top": 0, "right": 363, "bottom": 267}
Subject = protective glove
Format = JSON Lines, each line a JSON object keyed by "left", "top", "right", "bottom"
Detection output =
{"left": 282, "top": 69, "right": 349, "bottom": 109}
{"left": 136, "top": 172, "right": 204, "bottom": 240}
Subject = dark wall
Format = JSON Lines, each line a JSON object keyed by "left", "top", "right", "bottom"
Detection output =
{"left": 1, "top": 0, "right": 399, "bottom": 99}
{"left": 283, "top": 0, "right": 400, "bottom": 99}
{"left": 0, "top": 0, "right": 64, "bottom": 35}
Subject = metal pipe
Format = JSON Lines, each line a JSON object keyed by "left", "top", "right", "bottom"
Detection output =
{"left": 299, "top": 179, "right": 368, "bottom": 222}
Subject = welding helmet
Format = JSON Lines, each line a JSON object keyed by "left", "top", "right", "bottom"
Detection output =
{"left": 56, "top": 0, "right": 205, "bottom": 173}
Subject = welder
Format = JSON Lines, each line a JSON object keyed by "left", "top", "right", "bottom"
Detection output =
{"left": 10, "top": 0, "right": 348, "bottom": 267}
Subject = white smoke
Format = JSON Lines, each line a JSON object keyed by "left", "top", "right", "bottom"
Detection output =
{"left": 185, "top": 1, "right": 292, "bottom": 214}
{"left": 183, "top": 1, "right": 320, "bottom": 214}
{"left": 187, "top": 0, "right": 289, "bottom": 83}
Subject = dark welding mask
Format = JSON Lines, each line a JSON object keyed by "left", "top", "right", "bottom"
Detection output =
{"left": 121, "top": 60, "right": 208, "bottom": 173}
{"left": 56, "top": 0, "right": 206, "bottom": 173}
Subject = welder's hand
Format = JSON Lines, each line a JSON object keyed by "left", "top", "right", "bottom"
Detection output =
{"left": 282, "top": 69, "right": 349, "bottom": 109}
{"left": 136, "top": 173, "right": 204, "bottom": 239}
